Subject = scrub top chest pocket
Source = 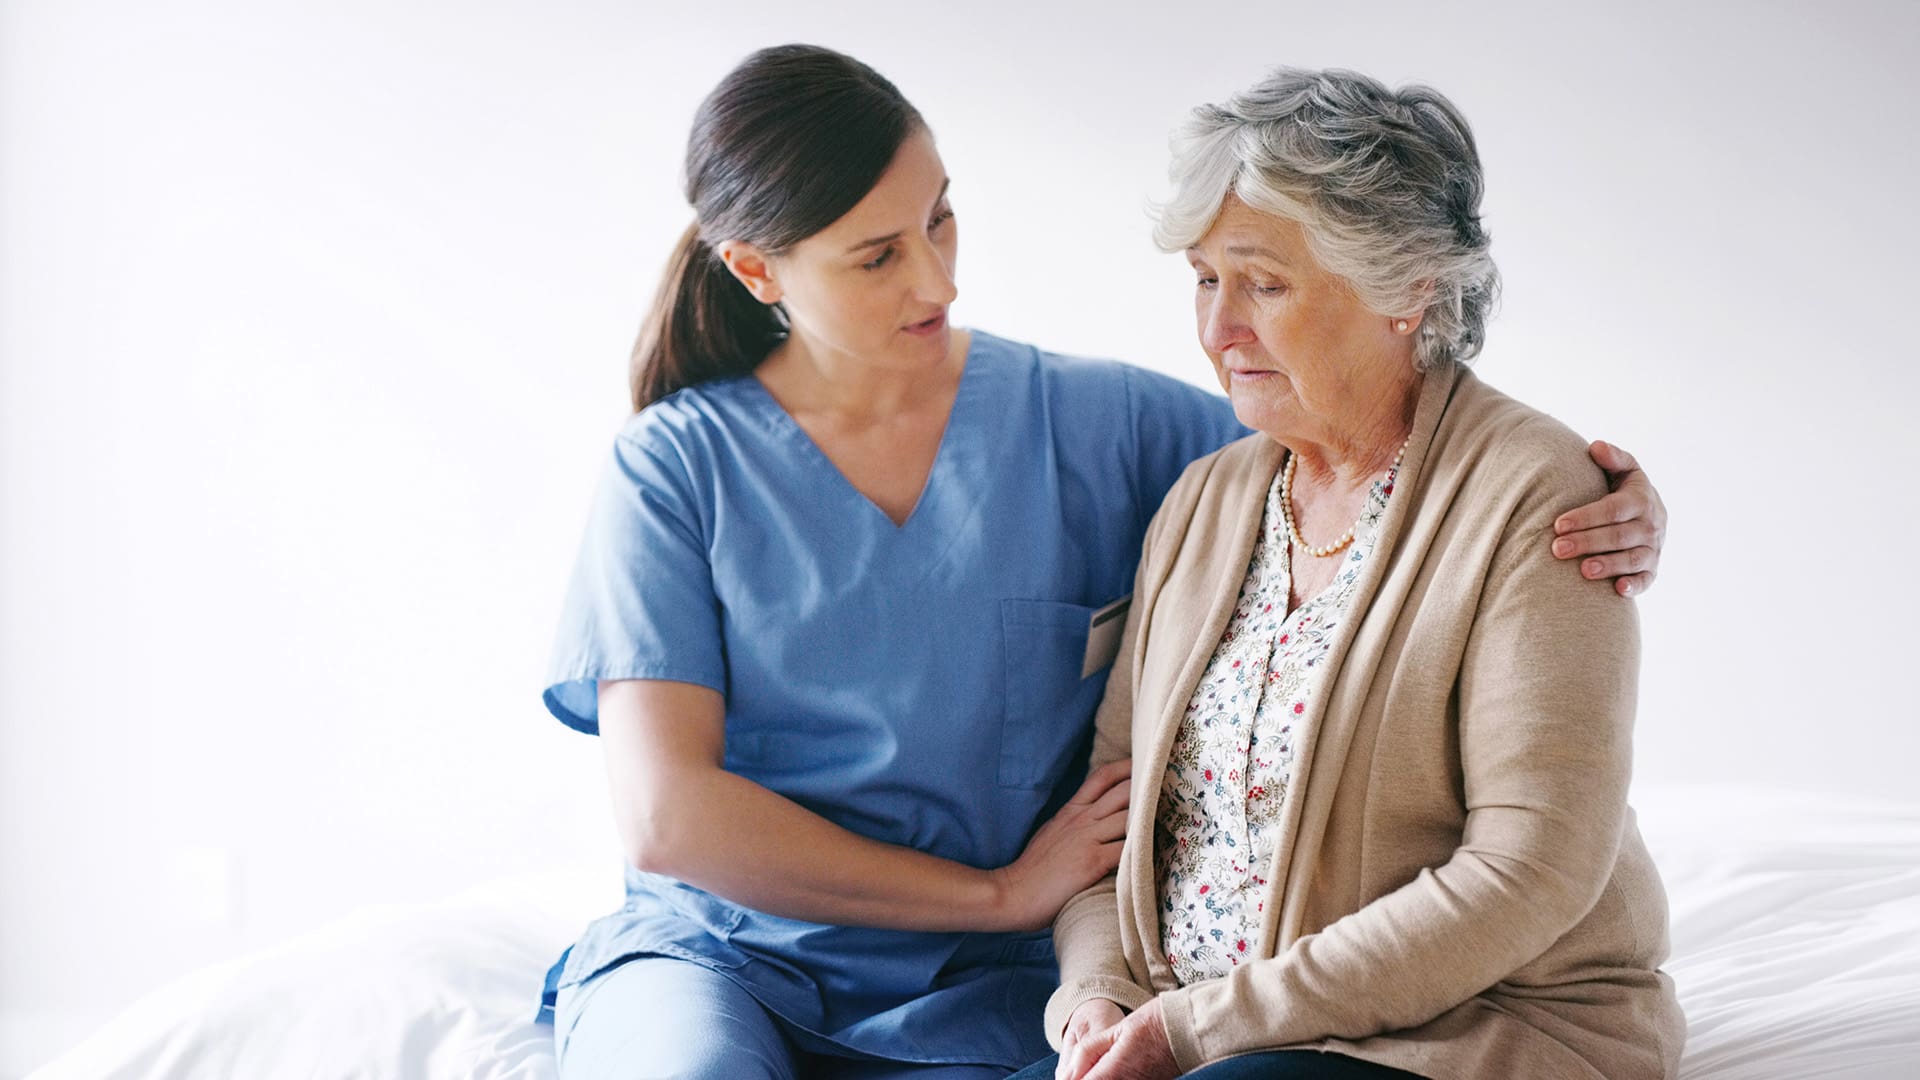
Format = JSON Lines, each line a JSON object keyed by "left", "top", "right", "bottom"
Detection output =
{"left": 998, "top": 598, "right": 1117, "bottom": 789}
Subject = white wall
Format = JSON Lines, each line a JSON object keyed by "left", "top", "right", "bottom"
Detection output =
{"left": 3, "top": 0, "right": 1916, "bottom": 1073}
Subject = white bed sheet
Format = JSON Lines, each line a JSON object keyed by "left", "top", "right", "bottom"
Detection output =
{"left": 1634, "top": 785, "right": 1920, "bottom": 1078}
{"left": 25, "top": 873, "right": 602, "bottom": 1080}
{"left": 28, "top": 784, "right": 1920, "bottom": 1079}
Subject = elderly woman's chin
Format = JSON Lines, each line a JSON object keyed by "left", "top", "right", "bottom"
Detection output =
{"left": 1220, "top": 373, "right": 1297, "bottom": 437}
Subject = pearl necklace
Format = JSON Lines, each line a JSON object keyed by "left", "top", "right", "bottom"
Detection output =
{"left": 1279, "top": 433, "right": 1412, "bottom": 558}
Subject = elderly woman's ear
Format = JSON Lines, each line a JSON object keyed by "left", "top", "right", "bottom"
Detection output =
{"left": 1555, "top": 441, "right": 1668, "bottom": 596}
{"left": 1394, "top": 281, "right": 1435, "bottom": 336}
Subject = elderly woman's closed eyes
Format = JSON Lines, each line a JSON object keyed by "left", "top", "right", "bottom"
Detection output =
{"left": 1024, "top": 69, "right": 1684, "bottom": 1080}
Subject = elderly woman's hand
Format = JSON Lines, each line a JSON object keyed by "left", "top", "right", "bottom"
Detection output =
{"left": 1067, "top": 991, "right": 1121, "bottom": 1076}
{"left": 1057, "top": 999, "right": 1124, "bottom": 1078}
{"left": 1553, "top": 440, "right": 1667, "bottom": 597}
{"left": 1056, "top": 995, "right": 1179, "bottom": 1080}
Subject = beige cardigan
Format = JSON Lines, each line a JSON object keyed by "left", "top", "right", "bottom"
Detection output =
{"left": 1047, "top": 363, "right": 1685, "bottom": 1080}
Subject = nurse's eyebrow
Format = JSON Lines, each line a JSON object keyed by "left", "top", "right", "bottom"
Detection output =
{"left": 843, "top": 179, "right": 952, "bottom": 254}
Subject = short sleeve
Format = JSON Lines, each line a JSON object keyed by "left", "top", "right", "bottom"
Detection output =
{"left": 541, "top": 425, "right": 726, "bottom": 735}
{"left": 1121, "top": 364, "right": 1249, "bottom": 527}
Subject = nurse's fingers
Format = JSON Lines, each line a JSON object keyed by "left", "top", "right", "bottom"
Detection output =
{"left": 1578, "top": 547, "right": 1658, "bottom": 582}
{"left": 1087, "top": 776, "right": 1131, "bottom": 822}
{"left": 1069, "top": 758, "right": 1132, "bottom": 805}
{"left": 1614, "top": 569, "right": 1655, "bottom": 597}
{"left": 1081, "top": 809, "right": 1129, "bottom": 846}
{"left": 1585, "top": 439, "right": 1640, "bottom": 476}
{"left": 1550, "top": 520, "right": 1658, "bottom": 560}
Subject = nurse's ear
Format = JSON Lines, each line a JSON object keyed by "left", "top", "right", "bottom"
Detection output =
{"left": 714, "top": 240, "right": 783, "bottom": 306}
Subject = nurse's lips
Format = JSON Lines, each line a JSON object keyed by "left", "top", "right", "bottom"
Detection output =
{"left": 903, "top": 310, "right": 947, "bottom": 337}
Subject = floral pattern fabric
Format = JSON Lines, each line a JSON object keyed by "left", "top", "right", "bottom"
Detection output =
{"left": 1154, "top": 458, "right": 1397, "bottom": 984}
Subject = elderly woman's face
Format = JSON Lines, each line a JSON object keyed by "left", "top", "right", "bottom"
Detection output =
{"left": 1188, "top": 197, "right": 1412, "bottom": 440}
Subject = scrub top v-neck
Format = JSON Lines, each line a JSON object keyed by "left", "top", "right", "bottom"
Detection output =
{"left": 747, "top": 352, "right": 963, "bottom": 533}
{"left": 742, "top": 348, "right": 979, "bottom": 565}
{"left": 539, "top": 330, "right": 1247, "bottom": 1068}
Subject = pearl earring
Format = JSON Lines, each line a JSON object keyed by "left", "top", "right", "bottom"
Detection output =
{"left": 1395, "top": 320, "right": 1410, "bottom": 333}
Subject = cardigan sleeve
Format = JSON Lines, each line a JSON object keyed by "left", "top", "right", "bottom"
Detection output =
{"left": 1158, "top": 420, "right": 1642, "bottom": 1071}
{"left": 1041, "top": 476, "right": 1180, "bottom": 1045}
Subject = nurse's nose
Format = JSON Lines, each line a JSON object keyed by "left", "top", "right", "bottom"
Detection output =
{"left": 911, "top": 240, "right": 958, "bottom": 307}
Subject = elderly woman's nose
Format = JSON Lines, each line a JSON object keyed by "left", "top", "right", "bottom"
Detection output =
{"left": 1199, "top": 289, "right": 1254, "bottom": 353}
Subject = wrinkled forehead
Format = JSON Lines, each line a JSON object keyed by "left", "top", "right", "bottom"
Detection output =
{"left": 1187, "top": 196, "right": 1312, "bottom": 264}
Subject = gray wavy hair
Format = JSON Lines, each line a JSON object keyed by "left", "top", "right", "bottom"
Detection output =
{"left": 1155, "top": 67, "right": 1500, "bottom": 369}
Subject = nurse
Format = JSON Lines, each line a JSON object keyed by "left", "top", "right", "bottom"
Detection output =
{"left": 539, "top": 44, "right": 1668, "bottom": 1080}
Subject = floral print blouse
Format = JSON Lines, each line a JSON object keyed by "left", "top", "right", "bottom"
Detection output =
{"left": 1154, "top": 456, "right": 1398, "bottom": 984}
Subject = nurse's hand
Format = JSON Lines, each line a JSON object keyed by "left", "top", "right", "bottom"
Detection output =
{"left": 1555, "top": 440, "right": 1667, "bottom": 597}
{"left": 995, "top": 758, "right": 1131, "bottom": 931}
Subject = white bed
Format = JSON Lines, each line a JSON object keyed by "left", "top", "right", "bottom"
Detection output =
{"left": 28, "top": 784, "right": 1920, "bottom": 1079}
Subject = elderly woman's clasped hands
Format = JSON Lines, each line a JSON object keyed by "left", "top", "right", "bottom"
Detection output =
{"left": 1057, "top": 997, "right": 1177, "bottom": 1080}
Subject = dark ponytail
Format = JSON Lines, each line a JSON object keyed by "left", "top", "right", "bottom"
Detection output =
{"left": 630, "top": 45, "right": 923, "bottom": 412}
{"left": 631, "top": 222, "right": 788, "bottom": 412}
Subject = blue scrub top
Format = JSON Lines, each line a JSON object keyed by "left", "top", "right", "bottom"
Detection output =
{"left": 540, "top": 330, "right": 1246, "bottom": 1067}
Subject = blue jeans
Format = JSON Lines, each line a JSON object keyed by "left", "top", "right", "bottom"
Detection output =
{"left": 1007, "top": 1050, "right": 1423, "bottom": 1080}
{"left": 554, "top": 955, "right": 1014, "bottom": 1080}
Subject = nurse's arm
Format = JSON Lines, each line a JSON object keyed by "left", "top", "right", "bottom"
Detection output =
{"left": 598, "top": 678, "right": 1131, "bottom": 934}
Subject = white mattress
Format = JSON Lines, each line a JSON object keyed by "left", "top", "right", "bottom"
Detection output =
{"left": 1633, "top": 785, "right": 1920, "bottom": 1078}
{"left": 28, "top": 784, "right": 1920, "bottom": 1079}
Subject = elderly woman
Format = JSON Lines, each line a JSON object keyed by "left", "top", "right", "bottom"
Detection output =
{"left": 1021, "top": 69, "right": 1685, "bottom": 1080}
